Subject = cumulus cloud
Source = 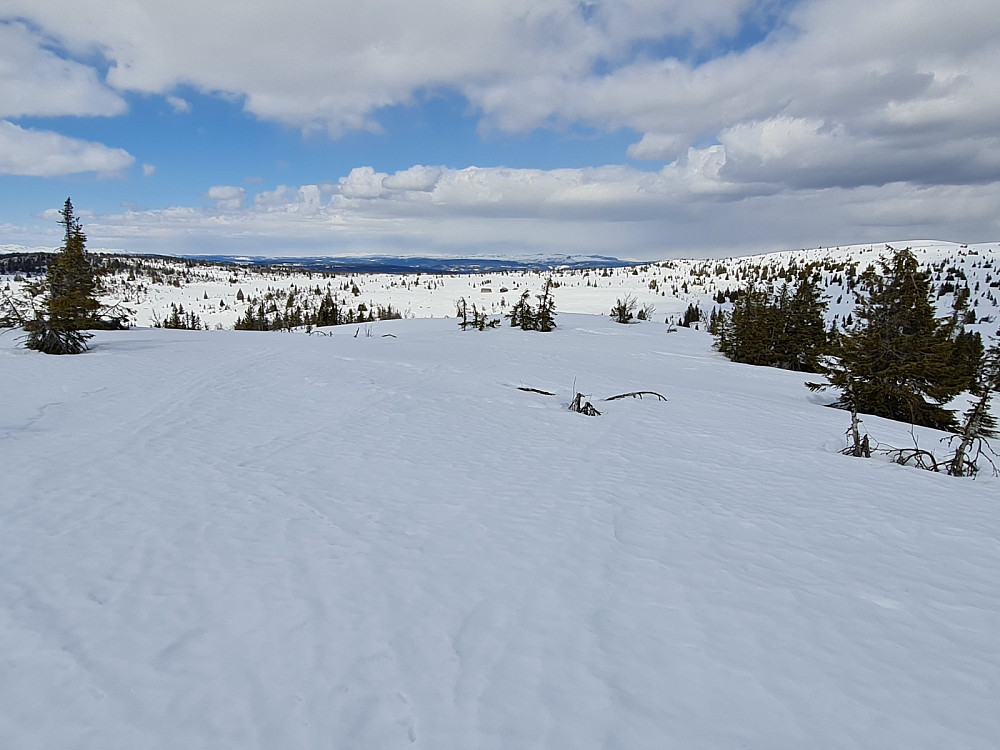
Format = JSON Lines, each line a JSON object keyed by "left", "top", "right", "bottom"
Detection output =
{"left": 0, "top": 120, "right": 135, "bottom": 177}
{"left": 382, "top": 165, "right": 443, "bottom": 193}
{"left": 3, "top": 0, "right": 999, "bottom": 256}
{"left": 48, "top": 164, "right": 1000, "bottom": 259}
{"left": 204, "top": 185, "right": 246, "bottom": 211}
{"left": 465, "top": 1, "right": 1000, "bottom": 191}
{"left": 339, "top": 167, "right": 388, "bottom": 199}
{"left": 0, "top": 0, "right": 784, "bottom": 136}
{"left": 5, "top": 0, "right": 999, "bottom": 191}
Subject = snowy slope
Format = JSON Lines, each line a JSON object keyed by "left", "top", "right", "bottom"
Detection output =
{"left": 2, "top": 317, "right": 998, "bottom": 749}
{"left": 5, "top": 239, "right": 1000, "bottom": 333}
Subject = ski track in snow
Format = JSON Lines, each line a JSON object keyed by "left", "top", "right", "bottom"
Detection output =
{"left": 1, "top": 316, "right": 999, "bottom": 749}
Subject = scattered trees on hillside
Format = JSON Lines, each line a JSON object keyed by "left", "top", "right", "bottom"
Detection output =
{"left": 233, "top": 289, "right": 402, "bottom": 331}
{"left": 157, "top": 303, "right": 203, "bottom": 330}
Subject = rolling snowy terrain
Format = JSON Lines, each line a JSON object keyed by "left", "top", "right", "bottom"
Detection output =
{"left": 2, "top": 242, "right": 1000, "bottom": 748}
{"left": 3, "top": 311, "right": 999, "bottom": 749}
{"left": 4, "top": 240, "right": 1000, "bottom": 334}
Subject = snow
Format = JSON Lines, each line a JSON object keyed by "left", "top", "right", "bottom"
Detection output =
{"left": 5, "top": 240, "right": 1000, "bottom": 336}
{"left": 2, "top": 315, "right": 998, "bottom": 749}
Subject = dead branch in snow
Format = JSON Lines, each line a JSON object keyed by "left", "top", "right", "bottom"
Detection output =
{"left": 569, "top": 392, "right": 602, "bottom": 417}
{"left": 604, "top": 390, "right": 668, "bottom": 402}
{"left": 517, "top": 386, "right": 556, "bottom": 395}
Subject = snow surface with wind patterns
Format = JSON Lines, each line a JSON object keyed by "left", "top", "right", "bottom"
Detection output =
{"left": 2, "top": 314, "right": 998, "bottom": 749}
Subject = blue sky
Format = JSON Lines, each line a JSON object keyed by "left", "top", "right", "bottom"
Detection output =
{"left": 2, "top": 0, "right": 999, "bottom": 259}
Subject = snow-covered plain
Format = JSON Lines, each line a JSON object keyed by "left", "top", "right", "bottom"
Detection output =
{"left": 2, "top": 311, "right": 998, "bottom": 749}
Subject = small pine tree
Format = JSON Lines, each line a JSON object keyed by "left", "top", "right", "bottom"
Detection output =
{"left": 534, "top": 277, "right": 557, "bottom": 332}
{"left": 505, "top": 280, "right": 557, "bottom": 332}
{"left": 679, "top": 302, "right": 700, "bottom": 327}
{"left": 611, "top": 295, "right": 636, "bottom": 324}
{"left": 24, "top": 198, "right": 100, "bottom": 354}
{"left": 508, "top": 290, "right": 534, "bottom": 329}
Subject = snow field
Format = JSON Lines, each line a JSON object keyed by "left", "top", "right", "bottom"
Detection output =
{"left": 1, "top": 314, "right": 999, "bottom": 749}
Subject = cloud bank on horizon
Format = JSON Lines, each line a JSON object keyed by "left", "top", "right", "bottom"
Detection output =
{"left": 2, "top": 0, "right": 999, "bottom": 259}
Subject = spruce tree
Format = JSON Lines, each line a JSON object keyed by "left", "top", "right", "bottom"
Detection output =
{"left": 779, "top": 274, "right": 828, "bottom": 371}
{"left": 811, "top": 247, "right": 965, "bottom": 430}
{"left": 24, "top": 198, "right": 100, "bottom": 354}
{"left": 717, "top": 284, "right": 774, "bottom": 365}
{"left": 534, "top": 277, "right": 557, "bottom": 332}
{"left": 508, "top": 290, "right": 534, "bottom": 329}
{"left": 48, "top": 198, "right": 100, "bottom": 328}
{"left": 716, "top": 276, "right": 827, "bottom": 371}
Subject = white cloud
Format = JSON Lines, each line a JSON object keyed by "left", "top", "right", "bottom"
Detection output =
{"left": 382, "top": 165, "right": 442, "bottom": 193}
{"left": 166, "top": 95, "right": 191, "bottom": 114}
{"left": 0, "top": 21, "right": 126, "bottom": 118}
{"left": 204, "top": 185, "right": 246, "bottom": 211}
{"left": 3, "top": 0, "right": 999, "bottom": 255}
{"left": 339, "top": 167, "right": 388, "bottom": 199}
{"left": 627, "top": 133, "right": 688, "bottom": 162}
{"left": 205, "top": 185, "right": 245, "bottom": 201}
{"left": 0, "top": 0, "right": 769, "bottom": 136}
{"left": 467, "top": 0, "right": 1000, "bottom": 190}
{"left": 40, "top": 164, "right": 999, "bottom": 259}
{"left": 142, "top": 163, "right": 156, "bottom": 177}
{"left": 0, "top": 120, "right": 134, "bottom": 177}
{"left": 4, "top": 0, "right": 998, "bottom": 193}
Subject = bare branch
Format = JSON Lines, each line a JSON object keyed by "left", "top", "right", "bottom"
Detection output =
{"left": 604, "top": 390, "right": 668, "bottom": 402}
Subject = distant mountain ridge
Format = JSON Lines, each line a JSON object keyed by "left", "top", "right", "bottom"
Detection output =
{"left": 0, "top": 246, "right": 639, "bottom": 274}
{"left": 187, "top": 253, "right": 641, "bottom": 274}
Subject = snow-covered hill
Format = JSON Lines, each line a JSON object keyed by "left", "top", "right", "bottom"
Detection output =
{"left": 5, "top": 240, "right": 1000, "bottom": 336}
{"left": 2, "top": 314, "right": 998, "bottom": 749}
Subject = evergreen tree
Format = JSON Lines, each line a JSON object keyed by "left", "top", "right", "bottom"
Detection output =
{"left": 679, "top": 303, "right": 701, "bottom": 327}
{"left": 949, "top": 329, "right": 984, "bottom": 393}
{"left": 947, "top": 331, "right": 1000, "bottom": 476}
{"left": 716, "top": 284, "right": 774, "bottom": 364}
{"left": 611, "top": 294, "right": 636, "bottom": 324}
{"left": 24, "top": 198, "right": 100, "bottom": 354}
{"left": 811, "top": 247, "right": 965, "bottom": 430}
{"left": 716, "top": 275, "right": 827, "bottom": 371}
{"left": 534, "top": 277, "right": 557, "bottom": 332}
{"left": 505, "top": 280, "right": 557, "bottom": 332}
{"left": 313, "top": 291, "right": 341, "bottom": 327}
{"left": 779, "top": 275, "right": 828, "bottom": 371}
{"left": 48, "top": 198, "right": 100, "bottom": 329}
{"left": 507, "top": 290, "right": 534, "bottom": 329}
